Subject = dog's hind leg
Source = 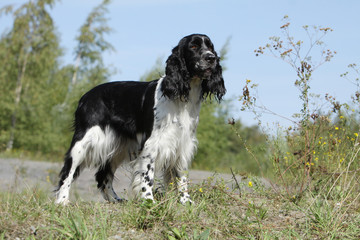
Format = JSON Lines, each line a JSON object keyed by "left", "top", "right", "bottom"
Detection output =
{"left": 95, "top": 160, "right": 123, "bottom": 202}
{"left": 55, "top": 140, "right": 86, "bottom": 205}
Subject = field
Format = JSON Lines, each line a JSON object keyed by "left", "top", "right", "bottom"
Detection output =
{"left": 0, "top": 156, "right": 359, "bottom": 239}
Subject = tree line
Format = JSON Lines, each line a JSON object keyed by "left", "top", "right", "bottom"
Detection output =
{"left": 0, "top": 0, "right": 267, "bottom": 174}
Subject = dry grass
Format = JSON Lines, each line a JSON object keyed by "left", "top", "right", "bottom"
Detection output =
{"left": 0, "top": 172, "right": 359, "bottom": 239}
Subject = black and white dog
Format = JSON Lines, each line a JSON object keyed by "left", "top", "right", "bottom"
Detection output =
{"left": 55, "top": 34, "right": 226, "bottom": 205}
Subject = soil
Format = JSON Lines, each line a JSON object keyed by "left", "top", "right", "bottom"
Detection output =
{"left": 0, "top": 158, "right": 264, "bottom": 202}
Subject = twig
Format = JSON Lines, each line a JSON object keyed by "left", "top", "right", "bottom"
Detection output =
{"left": 230, "top": 167, "right": 241, "bottom": 197}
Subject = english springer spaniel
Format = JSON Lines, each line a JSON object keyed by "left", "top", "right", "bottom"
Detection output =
{"left": 55, "top": 34, "right": 226, "bottom": 205}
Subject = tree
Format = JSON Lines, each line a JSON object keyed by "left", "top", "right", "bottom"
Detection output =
{"left": 57, "top": 0, "right": 115, "bottom": 122}
{"left": 0, "top": 0, "right": 62, "bottom": 152}
{"left": 0, "top": 0, "right": 115, "bottom": 157}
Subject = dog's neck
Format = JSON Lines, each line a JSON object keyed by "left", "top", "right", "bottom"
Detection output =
{"left": 187, "top": 77, "right": 202, "bottom": 103}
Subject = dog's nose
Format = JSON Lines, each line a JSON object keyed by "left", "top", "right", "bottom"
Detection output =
{"left": 205, "top": 53, "right": 216, "bottom": 63}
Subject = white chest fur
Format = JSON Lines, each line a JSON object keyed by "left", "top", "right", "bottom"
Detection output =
{"left": 146, "top": 77, "right": 202, "bottom": 171}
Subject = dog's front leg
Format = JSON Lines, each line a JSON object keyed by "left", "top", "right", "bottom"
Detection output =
{"left": 131, "top": 153, "right": 156, "bottom": 201}
{"left": 177, "top": 174, "right": 193, "bottom": 205}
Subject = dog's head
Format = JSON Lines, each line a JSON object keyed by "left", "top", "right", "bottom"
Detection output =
{"left": 161, "top": 34, "right": 226, "bottom": 101}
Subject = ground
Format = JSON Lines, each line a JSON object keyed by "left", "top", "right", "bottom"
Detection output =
{"left": 0, "top": 158, "right": 258, "bottom": 202}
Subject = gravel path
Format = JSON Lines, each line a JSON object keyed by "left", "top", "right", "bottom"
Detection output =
{"left": 0, "top": 158, "right": 259, "bottom": 202}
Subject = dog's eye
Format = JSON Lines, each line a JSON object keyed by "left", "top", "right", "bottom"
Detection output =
{"left": 190, "top": 45, "right": 198, "bottom": 49}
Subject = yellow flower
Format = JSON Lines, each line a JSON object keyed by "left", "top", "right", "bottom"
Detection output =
{"left": 199, "top": 188, "right": 203, "bottom": 193}
{"left": 323, "top": 142, "right": 327, "bottom": 145}
{"left": 311, "top": 162, "right": 314, "bottom": 166}
{"left": 335, "top": 127, "right": 339, "bottom": 130}
{"left": 340, "top": 116, "right": 344, "bottom": 119}
{"left": 246, "top": 79, "right": 251, "bottom": 83}
{"left": 340, "top": 158, "right": 344, "bottom": 163}
{"left": 312, "top": 150, "right": 316, "bottom": 154}
{"left": 315, "top": 157, "right": 319, "bottom": 161}
{"left": 355, "top": 133, "right": 359, "bottom": 137}
{"left": 248, "top": 181, "right": 253, "bottom": 187}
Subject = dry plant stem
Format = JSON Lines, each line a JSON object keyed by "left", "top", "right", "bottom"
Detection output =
{"left": 230, "top": 167, "right": 242, "bottom": 197}
{"left": 252, "top": 104, "right": 298, "bottom": 125}
{"left": 231, "top": 125, "right": 283, "bottom": 197}
{"left": 276, "top": 161, "right": 292, "bottom": 197}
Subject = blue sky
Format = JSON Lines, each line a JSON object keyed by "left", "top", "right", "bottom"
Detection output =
{"left": 1, "top": 0, "right": 359, "bottom": 128}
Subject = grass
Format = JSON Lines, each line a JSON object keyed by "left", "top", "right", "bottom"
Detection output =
{"left": 1, "top": 171, "right": 359, "bottom": 239}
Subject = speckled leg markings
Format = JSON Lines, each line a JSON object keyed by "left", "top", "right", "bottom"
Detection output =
{"left": 177, "top": 175, "right": 193, "bottom": 205}
{"left": 132, "top": 154, "right": 156, "bottom": 201}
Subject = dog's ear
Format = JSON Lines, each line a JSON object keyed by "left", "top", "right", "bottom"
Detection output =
{"left": 161, "top": 45, "right": 190, "bottom": 100}
{"left": 201, "top": 55, "right": 226, "bottom": 101}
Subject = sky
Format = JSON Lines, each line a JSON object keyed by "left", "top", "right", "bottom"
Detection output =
{"left": 1, "top": 0, "right": 359, "bottom": 129}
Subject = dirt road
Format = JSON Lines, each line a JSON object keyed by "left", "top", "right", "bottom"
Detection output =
{"left": 0, "top": 158, "right": 254, "bottom": 202}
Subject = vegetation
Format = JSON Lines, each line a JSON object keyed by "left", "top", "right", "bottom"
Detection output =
{"left": 0, "top": 0, "right": 114, "bottom": 158}
{"left": 1, "top": 173, "right": 359, "bottom": 239}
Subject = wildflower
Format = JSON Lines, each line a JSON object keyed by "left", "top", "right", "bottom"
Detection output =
{"left": 312, "top": 150, "right": 316, "bottom": 154}
{"left": 340, "top": 158, "right": 344, "bottom": 163}
{"left": 199, "top": 188, "right": 203, "bottom": 193}
{"left": 340, "top": 116, "right": 344, "bottom": 119}
{"left": 319, "top": 137, "right": 323, "bottom": 140}
{"left": 284, "top": 156, "right": 288, "bottom": 160}
{"left": 352, "top": 109, "right": 355, "bottom": 112}
{"left": 355, "top": 133, "right": 359, "bottom": 137}
{"left": 248, "top": 181, "right": 253, "bottom": 187}
{"left": 351, "top": 138, "right": 355, "bottom": 141}
{"left": 323, "top": 142, "right": 327, "bottom": 145}
{"left": 306, "top": 162, "right": 310, "bottom": 166}
{"left": 46, "top": 176, "right": 50, "bottom": 183}
{"left": 315, "top": 157, "right": 319, "bottom": 161}
{"left": 335, "top": 127, "right": 339, "bottom": 130}
{"left": 169, "top": 182, "right": 174, "bottom": 185}
{"left": 246, "top": 79, "right": 251, "bottom": 83}
{"left": 311, "top": 162, "right": 314, "bottom": 166}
